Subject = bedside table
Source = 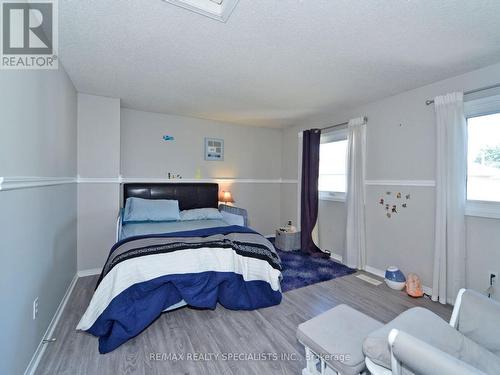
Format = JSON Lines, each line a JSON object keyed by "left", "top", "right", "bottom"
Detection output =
{"left": 275, "top": 230, "right": 301, "bottom": 251}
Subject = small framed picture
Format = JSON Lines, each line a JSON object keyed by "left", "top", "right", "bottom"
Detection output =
{"left": 205, "top": 138, "right": 224, "bottom": 161}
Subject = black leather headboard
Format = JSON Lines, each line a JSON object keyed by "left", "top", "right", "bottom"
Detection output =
{"left": 123, "top": 183, "right": 219, "bottom": 211}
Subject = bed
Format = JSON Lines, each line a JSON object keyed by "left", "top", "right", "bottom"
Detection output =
{"left": 77, "top": 183, "right": 282, "bottom": 353}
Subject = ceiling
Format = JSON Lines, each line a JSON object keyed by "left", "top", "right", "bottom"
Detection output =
{"left": 59, "top": 0, "right": 500, "bottom": 128}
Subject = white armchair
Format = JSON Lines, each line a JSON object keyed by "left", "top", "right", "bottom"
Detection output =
{"left": 366, "top": 289, "right": 500, "bottom": 375}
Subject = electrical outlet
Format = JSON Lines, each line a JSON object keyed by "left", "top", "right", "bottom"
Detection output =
{"left": 33, "top": 297, "right": 39, "bottom": 320}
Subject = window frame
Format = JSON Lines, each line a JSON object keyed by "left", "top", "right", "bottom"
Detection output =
{"left": 318, "top": 128, "right": 348, "bottom": 202}
{"left": 464, "top": 94, "right": 500, "bottom": 219}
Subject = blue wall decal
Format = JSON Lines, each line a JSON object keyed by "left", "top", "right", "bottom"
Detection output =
{"left": 163, "top": 135, "right": 175, "bottom": 141}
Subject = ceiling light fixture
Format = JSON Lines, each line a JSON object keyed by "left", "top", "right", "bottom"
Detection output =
{"left": 161, "top": 0, "right": 239, "bottom": 22}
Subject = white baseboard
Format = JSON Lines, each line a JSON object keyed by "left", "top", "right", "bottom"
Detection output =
{"left": 364, "top": 265, "right": 385, "bottom": 278}
{"left": 329, "top": 252, "right": 343, "bottom": 263}
{"left": 364, "top": 265, "right": 433, "bottom": 296}
{"left": 77, "top": 267, "right": 102, "bottom": 277}
{"left": 24, "top": 273, "right": 79, "bottom": 375}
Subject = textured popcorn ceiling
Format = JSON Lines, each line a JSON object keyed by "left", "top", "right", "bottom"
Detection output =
{"left": 59, "top": 0, "right": 500, "bottom": 128}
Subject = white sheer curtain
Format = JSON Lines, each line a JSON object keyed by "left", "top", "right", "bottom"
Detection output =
{"left": 432, "top": 92, "right": 467, "bottom": 304}
{"left": 345, "top": 117, "right": 367, "bottom": 269}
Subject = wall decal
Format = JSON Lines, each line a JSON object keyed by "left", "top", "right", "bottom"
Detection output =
{"left": 378, "top": 191, "right": 410, "bottom": 218}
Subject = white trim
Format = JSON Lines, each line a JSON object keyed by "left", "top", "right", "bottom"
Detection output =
{"left": 321, "top": 127, "right": 348, "bottom": 143}
{"left": 364, "top": 265, "right": 386, "bottom": 278}
{"left": 364, "top": 265, "right": 433, "bottom": 296}
{"left": 0, "top": 176, "right": 298, "bottom": 190}
{"left": 466, "top": 200, "right": 500, "bottom": 219}
{"left": 330, "top": 252, "right": 343, "bottom": 263}
{"left": 365, "top": 180, "right": 436, "bottom": 187}
{"left": 77, "top": 268, "right": 102, "bottom": 277}
{"left": 77, "top": 176, "right": 123, "bottom": 184}
{"left": 449, "top": 288, "right": 466, "bottom": 327}
{"left": 77, "top": 176, "right": 298, "bottom": 184}
{"left": 464, "top": 94, "right": 500, "bottom": 118}
{"left": 319, "top": 191, "right": 346, "bottom": 202}
{"left": 0, "top": 176, "right": 76, "bottom": 191}
{"left": 463, "top": 95, "right": 500, "bottom": 213}
{"left": 388, "top": 329, "right": 402, "bottom": 375}
{"left": 24, "top": 273, "right": 79, "bottom": 375}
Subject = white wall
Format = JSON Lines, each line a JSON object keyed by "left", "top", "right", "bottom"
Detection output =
{"left": 281, "top": 62, "right": 500, "bottom": 297}
{"left": 121, "top": 108, "right": 282, "bottom": 179}
{"left": 0, "top": 69, "right": 77, "bottom": 375}
{"left": 121, "top": 108, "right": 284, "bottom": 235}
{"left": 77, "top": 94, "right": 121, "bottom": 271}
{"left": 76, "top": 106, "right": 284, "bottom": 270}
{"left": 317, "top": 200, "right": 346, "bottom": 258}
{"left": 77, "top": 94, "right": 121, "bottom": 177}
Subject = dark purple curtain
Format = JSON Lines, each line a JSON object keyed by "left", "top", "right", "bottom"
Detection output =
{"left": 301, "top": 129, "right": 328, "bottom": 258}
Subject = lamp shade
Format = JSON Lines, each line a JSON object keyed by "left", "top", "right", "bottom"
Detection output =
{"left": 220, "top": 191, "right": 234, "bottom": 203}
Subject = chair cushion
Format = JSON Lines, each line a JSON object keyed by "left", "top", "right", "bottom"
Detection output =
{"left": 363, "top": 307, "right": 500, "bottom": 375}
{"left": 297, "top": 304, "right": 383, "bottom": 375}
{"left": 458, "top": 290, "right": 500, "bottom": 356}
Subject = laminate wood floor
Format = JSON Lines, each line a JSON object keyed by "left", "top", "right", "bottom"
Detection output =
{"left": 36, "top": 272, "right": 452, "bottom": 375}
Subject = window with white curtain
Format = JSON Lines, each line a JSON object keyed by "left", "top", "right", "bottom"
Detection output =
{"left": 465, "top": 94, "right": 500, "bottom": 218}
{"left": 318, "top": 129, "right": 348, "bottom": 201}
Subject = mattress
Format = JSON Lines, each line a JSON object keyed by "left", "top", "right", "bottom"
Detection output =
{"left": 78, "top": 225, "right": 282, "bottom": 353}
{"left": 120, "top": 219, "right": 229, "bottom": 240}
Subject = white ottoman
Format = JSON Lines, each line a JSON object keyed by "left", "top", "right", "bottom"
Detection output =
{"left": 297, "top": 304, "right": 383, "bottom": 375}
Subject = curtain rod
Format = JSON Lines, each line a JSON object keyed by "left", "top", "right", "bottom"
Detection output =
{"left": 425, "top": 83, "right": 500, "bottom": 105}
{"left": 320, "top": 116, "right": 368, "bottom": 132}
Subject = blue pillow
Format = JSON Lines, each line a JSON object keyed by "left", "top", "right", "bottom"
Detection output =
{"left": 179, "top": 208, "right": 223, "bottom": 221}
{"left": 123, "top": 197, "right": 180, "bottom": 223}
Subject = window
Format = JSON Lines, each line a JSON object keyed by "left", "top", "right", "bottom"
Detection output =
{"left": 467, "top": 113, "right": 500, "bottom": 202}
{"left": 465, "top": 94, "right": 500, "bottom": 219}
{"left": 318, "top": 130, "right": 348, "bottom": 201}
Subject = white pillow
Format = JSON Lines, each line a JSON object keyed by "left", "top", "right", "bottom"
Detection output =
{"left": 179, "top": 208, "right": 223, "bottom": 221}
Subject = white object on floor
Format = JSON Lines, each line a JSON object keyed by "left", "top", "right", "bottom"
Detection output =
{"left": 356, "top": 274, "right": 383, "bottom": 286}
{"left": 275, "top": 230, "right": 301, "bottom": 251}
{"left": 385, "top": 279, "right": 406, "bottom": 291}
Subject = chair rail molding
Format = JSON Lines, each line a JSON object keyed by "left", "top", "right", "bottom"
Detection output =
{"left": 365, "top": 179, "right": 436, "bottom": 187}
{"left": 0, "top": 176, "right": 77, "bottom": 191}
{"left": 77, "top": 176, "right": 298, "bottom": 184}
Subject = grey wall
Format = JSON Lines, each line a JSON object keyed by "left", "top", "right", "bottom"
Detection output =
{"left": 281, "top": 62, "right": 500, "bottom": 297}
{"left": 77, "top": 94, "right": 121, "bottom": 177}
{"left": 317, "top": 200, "right": 347, "bottom": 259}
{"left": 121, "top": 108, "right": 284, "bottom": 235}
{"left": 77, "top": 94, "right": 121, "bottom": 271}
{"left": 121, "top": 108, "right": 282, "bottom": 179}
{"left": 0, "top": 69, "right": 77, "bottom": 374}
{"left": 76, "top": 105, "right": 284, "bottom": 271}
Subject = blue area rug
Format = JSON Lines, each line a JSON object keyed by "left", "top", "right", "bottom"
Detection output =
{"left": 270, "top": 238, "right": 356, "bottom": 292}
